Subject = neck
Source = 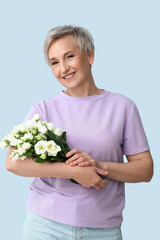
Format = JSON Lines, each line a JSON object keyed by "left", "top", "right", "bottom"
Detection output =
{"left": 64, "top": 75, "right": 103, "bottom": 97}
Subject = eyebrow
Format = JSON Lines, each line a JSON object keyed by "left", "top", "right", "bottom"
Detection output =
{"left": 49, "top": 51, "right": 74, "bottom": 61}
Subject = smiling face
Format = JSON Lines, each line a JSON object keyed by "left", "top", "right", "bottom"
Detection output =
{"left": 48, "top": 35, "right": 94, "bottom": 90}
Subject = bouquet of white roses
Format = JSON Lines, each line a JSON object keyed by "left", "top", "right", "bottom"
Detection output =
{"left": 1, "top": 114, "right": 108, "bottom": 185}
{"left": 0, "top": 113, "right": 70, "bottom": 163}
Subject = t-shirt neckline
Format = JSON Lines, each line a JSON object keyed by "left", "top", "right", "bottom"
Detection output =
{"left": 60, "top": 89, "right": 108, "bottom": 101}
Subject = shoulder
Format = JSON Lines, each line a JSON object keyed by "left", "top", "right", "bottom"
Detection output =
{"left": 107, "top": 91, "right": 135, "bottom": 109}
{"left": 107, "top": 91, "right": 134, "bottom": 104}
{"left": 32, "top": 92, "right": 61, "bottom": 109}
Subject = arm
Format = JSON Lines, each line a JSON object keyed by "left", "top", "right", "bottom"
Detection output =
{"left": 6, "top": 147, "right": 74, "bottom": 178}
{"left": 6, "top": 147, "right": 108, "bottom": 190}
{"left": 98, "top": 150, "right": 153, "bottom": 183}
{"left": 65, "top": 149, "right": 153, "bottom": 183}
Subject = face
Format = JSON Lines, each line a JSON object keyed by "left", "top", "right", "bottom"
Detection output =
{"left": 48, "top": 36, "right": 94, "bottom": 90}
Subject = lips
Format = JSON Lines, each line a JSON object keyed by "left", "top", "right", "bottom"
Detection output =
{"left": 63, "top": 71, "right": 76, "bottom": 80}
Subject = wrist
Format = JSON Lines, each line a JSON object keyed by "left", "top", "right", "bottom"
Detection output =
{"left": 97, "top": 161, "right": 109, "bottom": 171}
{"left": 69, "top": 165, "right": 78, "bottom": 179}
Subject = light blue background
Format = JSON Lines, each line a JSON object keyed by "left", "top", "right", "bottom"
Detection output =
{"left": 0, "top": 0, "right": 159, "bottom": 239}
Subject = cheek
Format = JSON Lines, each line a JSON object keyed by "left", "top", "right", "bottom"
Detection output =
{"left": 51, "top": 68, "right": 58, "bottom": 78}
{"left": 73, "top": 56, "right": 84, "bottom": 68}
{"left": 80, "top": 56, "right": 90, "bottom": 69}
{"left": 75, "top": 59, "right": 86, "bottom": 72}
{"left": 81, "top": 61, "right": 90, "bottom": 74}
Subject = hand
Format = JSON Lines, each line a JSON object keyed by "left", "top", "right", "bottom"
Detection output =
{"left": 65, "top": 148, "right": 102, "bottom": 168}
{"left": 72, "top": 165, "right": 108, "bottom": 190}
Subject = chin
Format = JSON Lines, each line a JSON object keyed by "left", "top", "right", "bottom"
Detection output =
{"left": 61, "top": 80, "right": 81, "bottom": 89}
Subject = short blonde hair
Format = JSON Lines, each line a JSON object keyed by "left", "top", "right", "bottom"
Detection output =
{"left": 43, "top": 25, "right": 95, "bottom": 66}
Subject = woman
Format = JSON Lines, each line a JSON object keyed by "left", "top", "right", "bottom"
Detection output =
{"left": 6, "top": 25, "right": 153, "bottom": 240}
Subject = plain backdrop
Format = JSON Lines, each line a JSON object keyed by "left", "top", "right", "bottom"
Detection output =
{"left": 0, "top": 0, "right": 159, "bottom": 239}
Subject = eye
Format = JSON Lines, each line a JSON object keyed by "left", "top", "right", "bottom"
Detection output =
{"left": 51, "top": 61, "right": 58, "bottom": 66}
{"left": 67, "top": 55, "right": 74, "bottom": 58}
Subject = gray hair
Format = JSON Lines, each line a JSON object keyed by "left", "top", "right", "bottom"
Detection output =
{"left": 43, "top": 25, "right": 95, "bottom": 66}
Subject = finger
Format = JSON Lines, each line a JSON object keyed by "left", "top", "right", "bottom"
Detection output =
{"left": 79, "top": 159, "right": 95, "bottom": 167}
{"left": 66, "top": 154, "right": 80, "bottom": 164}
{"left": 90, "top": 159, "right": 97, "bottom": 166}
{"left": 96, "top": 168, "right": 108, "bottom": 176}
{"left": 94, "top": 184, "right": 103, "bottom": 191}
{"left": 78, "top": 161, "right": 91, "bottom": 167}
{"left": 69, "top": 157, "right": 85, "bottom": 166}
{"left": 95, "top": 178, "right": 107, "bottom": 190}
{"left": 99, "top": 179, "right": 107, "bottom": 188}
{"left": 65, "top": 148, "right": 79, "bottom": 158}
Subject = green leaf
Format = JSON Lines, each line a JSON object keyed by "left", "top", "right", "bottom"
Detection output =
{"left": 35, "top": 157, "right": 45, "bottom": 163}
{"left": 31, "top": 139, "right": 37, "bottom": 144}
{"left": 70, "top": 179, "right": 79, "bottom": 184}
{"left": 6, "top": 140, "right": 10, "bottom": 145}
{"left": 48, "top": 158, "right": 56, "bottom": 163}
{"left": 98, "top": 175, "right": 109, "bottom": 184}
{"left": 61, "top": 132, "right": 66, "bottom": 142}
{"left": 47, "top": 131, "right": 64, "bottom": 149}
{"left": 23, "top": 152, "right": 33, "bottom": 157}
{"left": 58, "top": 151, "right": 66, "bottom": 158}
{"left": 104, "top": 180, "right": 108, "bottom": 183}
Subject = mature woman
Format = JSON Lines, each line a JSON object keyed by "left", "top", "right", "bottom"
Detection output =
{"left": 6, "top": 25, "right": 153, "bottom": 240}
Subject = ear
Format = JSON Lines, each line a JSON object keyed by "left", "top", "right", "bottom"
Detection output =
{"left": 88, "top": 51, "right": 94, "bottom": 65}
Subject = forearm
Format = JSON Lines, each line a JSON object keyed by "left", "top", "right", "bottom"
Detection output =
{"left": 98, "top": 159, "right": 153, "bottom": 183}
{"left": 6, "top": 147, "right": 74, "bottom": 178}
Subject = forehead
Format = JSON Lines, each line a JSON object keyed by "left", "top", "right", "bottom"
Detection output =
{"left": 48, "top": 35, "right": 81, "bottom": 59}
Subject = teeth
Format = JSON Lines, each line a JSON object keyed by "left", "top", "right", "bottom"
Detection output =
{"left": 64, "top": 73, "right": 74, "bottom": 79}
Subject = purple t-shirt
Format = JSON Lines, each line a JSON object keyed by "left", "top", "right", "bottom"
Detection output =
{"left": 24, "top": 89, "right": 150, "bottom": 228}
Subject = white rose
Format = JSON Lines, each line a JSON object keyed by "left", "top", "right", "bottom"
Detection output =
{"left": 53, "top": 127, "right": 63, "bottom": 136}
{"left": 17, "top": 139, "right": 23, "bottom": 146}
{"left": 38, "top": 125, "right": 47, "bottom": 134}
{"left": 6, "top": 135, "right": 18, "bottom": 146}
{"left": 46, "top": 140, "right": 61, "bottom": 156}
{"left": 34, "top": 141, "right": 47, "bottom": 155}
{"left": 34, "top": 113, "right": 40, "bottom": 121}
{"left": 25, "top": 120, "right": 31, "bottom": 129}
{"left": 22, "top": 142, "right": 31, "bottom": 150}
{"left": 21, "top": 136, "right": 26, "bottom": 141}
{"left": 36, "top": 121, "right": 42, "bottom": 128}
{"left": 24, "top": 133, "right": 33, "bottom": 140}
{"left": 9, "top": 150, "right": 17, "bottom": 158}
{"left": 13, "top": 124, "right": 25, "bottom": 133}
{"left": 12, "top": 153, "right": 20, "bottom": 161}
{"left": 11, "top": 128, "right": 18, "bottom": 135}
{"left": 20, "top": 156, "right": 27, "bottom": 160}
{"left": 0, "top": 140, "right": 8, "bottom": 149}
{"left": 25, "top": 119, "right": 36, "bottom": 129}
{"left": 5, "top": 134, "right": 13, "bottom": 142}
{"left": 46, "top": 122, "right": 55, "bottom": 131}
{"left": 18, "top": 124, "right": 26, "bottom": 132}
{"left": 39, "top": 133, "right": 47, "bottom": 139}
{"left": 18, "top": 146, "right": 26, "bottom": 155}
{"left": 30, "top": 128, "right": 38, "bottom": 135}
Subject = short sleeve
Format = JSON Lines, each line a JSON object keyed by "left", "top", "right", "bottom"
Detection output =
{"left": 122, "top": 103, "right": 150, "bottom": 155}
{"left": 23, "top": 102, "right": 46, "bottom": 123}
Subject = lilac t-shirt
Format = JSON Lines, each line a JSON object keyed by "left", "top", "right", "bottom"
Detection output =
{"left": 24, "top": 89, "right": 150, "bottom": 228}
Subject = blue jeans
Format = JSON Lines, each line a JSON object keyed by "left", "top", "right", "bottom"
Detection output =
{"left": 22, "top": 208, "right": 122, "bottom": 240}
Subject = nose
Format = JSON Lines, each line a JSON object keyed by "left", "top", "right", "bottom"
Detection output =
{"left": 60, "top": 60, "right": 69, "bottom": 74}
